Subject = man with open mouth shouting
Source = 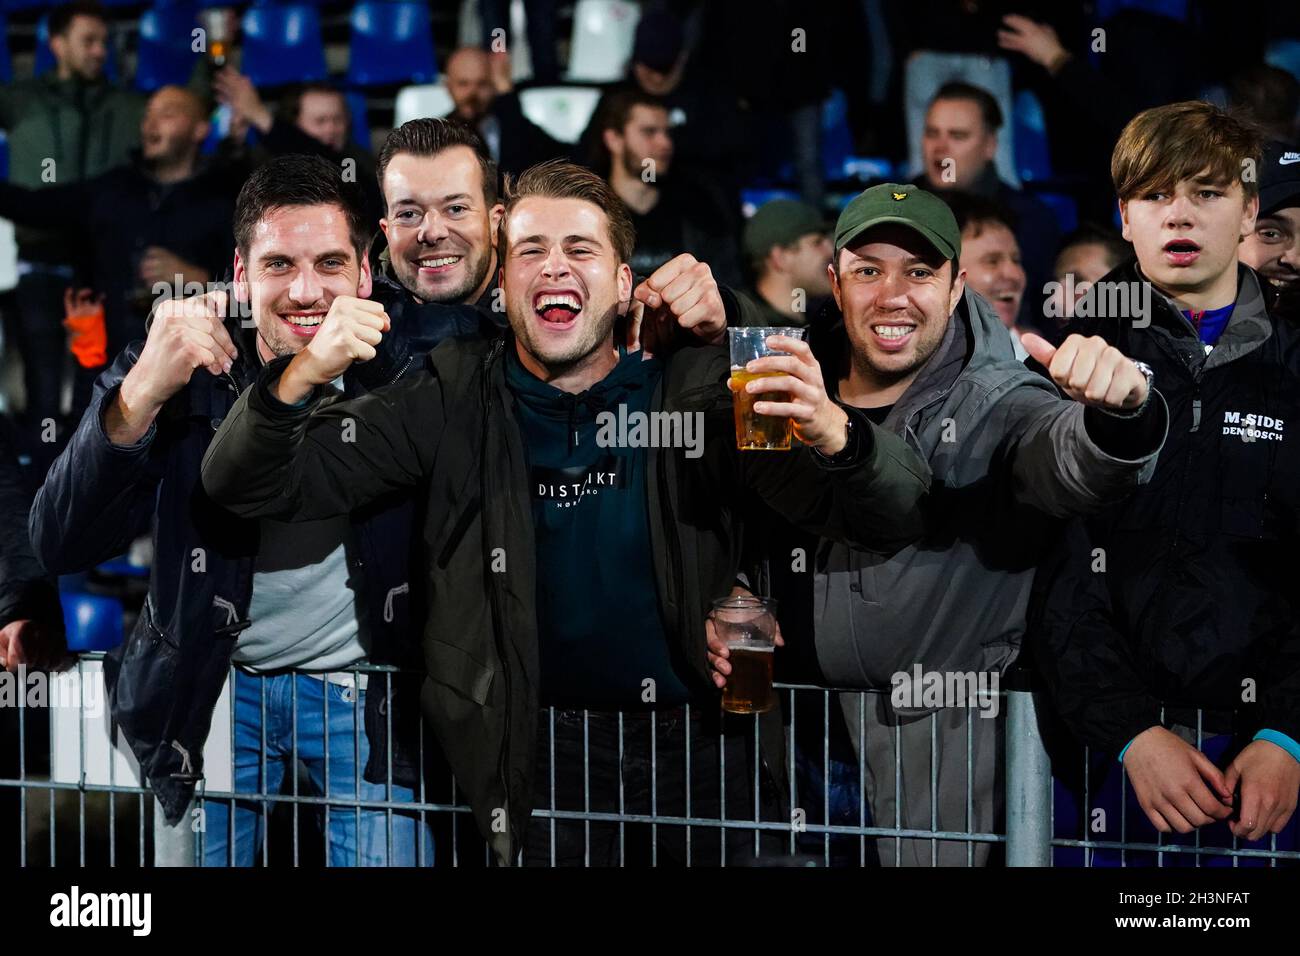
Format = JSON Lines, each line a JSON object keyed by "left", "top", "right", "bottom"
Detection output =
{"left": 1031, "top": 101, "right": 1300, "bottom": 863}
{"left": 202, "top": 159, "right": 933, "bottom": 866}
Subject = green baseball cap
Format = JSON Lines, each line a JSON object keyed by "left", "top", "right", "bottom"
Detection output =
{"left": 833, "top": 183, "right": 961, "bottom": 262}
{"left": 743, "top": 199, "right": 830, "bottom": 262}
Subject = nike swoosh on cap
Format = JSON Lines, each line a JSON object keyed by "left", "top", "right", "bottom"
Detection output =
{"left": 1280, "top": 153, "right": 1300, "bottom": 165}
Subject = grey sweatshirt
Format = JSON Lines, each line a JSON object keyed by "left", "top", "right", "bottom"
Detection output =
{"left": 765, "top": 287, "right": 1168, "bottom": 693}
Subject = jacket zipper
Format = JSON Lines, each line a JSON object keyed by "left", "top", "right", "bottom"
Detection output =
{"left": 385, "top": 354, "right": 414, "bottom": 388}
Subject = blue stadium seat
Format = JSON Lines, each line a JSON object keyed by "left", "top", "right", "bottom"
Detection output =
{"left": 741, "top": 188, "right": 801, "bottom": 219}
{"left": 34, "top": 13, "right": 56, "bottom": 76}
{"left": 1095, "top": 0, "right": 1188, "bottom": 21}
{"left": 344, "top": 90, "right": 370, "bottom": 151}
{"left": 346, "top": 1, "right": 436, "bottom": 88}
{"left": 2, "top": 0, "right": 63, "bottom": 12}
{"left": 61, "top": 592, "right": 125, "bottom": 653}
{"left": 1013, "top": 90, "right": 1051, "bottom": 183}
{"left": 0, "top": 15, "right": 10, "bottom": 84}
{"left": 1265, "top": 39, "right": 1300, "bottom": 84}
{"left": 1036, "top": 192, "right": 1079, "bottom": 234}
{"left": 134, "top": 4, "right": 200, "bottom": 92}
{"left": 239, "top": 3, "right": 327, "bottom": 88}
{"left": 820, "top": 89, "right": 854, "bottom": 181}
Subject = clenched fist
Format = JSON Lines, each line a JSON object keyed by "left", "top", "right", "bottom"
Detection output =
{"left": 108, "top": 290, "right": 238, "bottom": 445}
{"left": 1021, "top": 332, "right": 1150, "bottom": 412}
{"left": 276, "top": 296, "right": 390, "bottom": 404}
{"left": 627, "top": 253, "right": 727, "bottom": 354}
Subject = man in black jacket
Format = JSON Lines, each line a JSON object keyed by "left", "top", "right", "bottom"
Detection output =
{"left": 201, "top": 159, "right": 932, "bottom": 865}
{"left": 1029, "top": 102, "right": 1300, "bottom": 855}
{"left": 30, "top": 156, "right": 433, "bottom": 866}
{"left": 0, "top": 86, "right": 239, "bottom": 445}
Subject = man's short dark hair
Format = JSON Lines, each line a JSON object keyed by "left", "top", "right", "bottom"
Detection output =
{"left": 498, "top": 159, "right": 636, "bottom": 265}
{"left": 50, "top": 1, "right": 107, "bottom": 37}
{"left": 931, "top": 81, "right": 1003, "bottom": 133}
{"left": 376, "top": 118, "right": 499, "bottom": 206}
{"left": 945, "top": 190, "right": 1018, "bottom": 239}
{"left": 588, "top": 86, "right": 668, "bottom": 169}
{"left": 234, "top": 154, "right": 371, "bottom": 263}
{"left": 278, "top": 82, "right": 348, "bottom": 127}
{"left": 1055, "top": 223, "right": 1131, "bottom": 274}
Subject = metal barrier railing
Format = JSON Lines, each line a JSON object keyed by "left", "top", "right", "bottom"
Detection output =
{"left": 1, "top": 656, "right": 1296, "bottom": 867}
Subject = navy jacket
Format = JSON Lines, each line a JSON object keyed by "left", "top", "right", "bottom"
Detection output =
{"left": 29, "top": 320, "right": 420, "bottom": 824}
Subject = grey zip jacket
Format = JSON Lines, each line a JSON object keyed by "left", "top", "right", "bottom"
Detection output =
{"left": 766, "top": 287, "right": 1170, "bottom": 693}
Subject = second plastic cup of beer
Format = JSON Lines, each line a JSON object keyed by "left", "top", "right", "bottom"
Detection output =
{"left": 728, "top": 327, "right": 807, "bottom": 451}
{"left": 710, "top": 595, "right": 778, "bottom": 714}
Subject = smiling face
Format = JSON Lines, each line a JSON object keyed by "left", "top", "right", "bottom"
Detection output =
{"left": 922, "top": 98, "right": 997, "bottom": 190}
{"left": 1119, "top": 172, "right": 1258, "bottom": 305}
{"left": 380, "top": 146, "right": 502, "bottom": 304}
{"left": 1241, "top": 206, "right": 1300, "bottom": 291}
{"left": 234, "top": 203, "right": 371, "bottom": 360}
{"left": 960, "top": 220, "right": 1026, "bottom": 329}
{"left": 501, "top": 195, "right": 632, "bottom": 374}
{"left": 830, "top": 225, "right": 964, "bottom": 387}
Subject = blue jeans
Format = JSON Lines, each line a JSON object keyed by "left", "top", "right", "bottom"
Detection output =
{"left": 199, "top": 670, "right": 433, "bottom": 867}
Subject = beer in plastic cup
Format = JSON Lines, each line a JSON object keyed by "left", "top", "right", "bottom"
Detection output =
{"left": 728, "top": 327, "right": 807, "bottom": 451}
{"left": 711, "top": 595, "right": 778, "bottom": 714}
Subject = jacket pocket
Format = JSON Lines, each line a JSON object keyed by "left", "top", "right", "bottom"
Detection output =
{"left": 426, "top": 637, "right": 494, "bottom": 707}
{"left": 107, "top": 598, "right": 182, "bottom": 749}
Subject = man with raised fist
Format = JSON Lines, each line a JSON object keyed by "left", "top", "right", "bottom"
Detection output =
{"left": 706, "top": 181, "right": 1167, "bottom": 866}
{"left": 201, "top": 159, "right": 933, "bottom": 866}
{"left": 1029, "top": 102, "right": 1300, "bottom": 863}
{"left": 31, "top": 155, "right": 432, "bottom": 867}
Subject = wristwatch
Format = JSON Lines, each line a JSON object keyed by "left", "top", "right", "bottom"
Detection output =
{"left": 1103, "top": 359, "right": 1155, "bottom": 418}
{"left": 812, "top": 406, "right": 858, "bottom": 464}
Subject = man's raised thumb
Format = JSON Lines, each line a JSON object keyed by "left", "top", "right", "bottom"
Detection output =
{"left": 1020, "top": 331, "right": 1055, "bottom": 366}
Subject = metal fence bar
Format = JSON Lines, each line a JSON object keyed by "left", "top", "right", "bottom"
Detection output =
{"left": 1005, "top": 689, "right": 1052, "bottom": 867}
{"left": 6, "top": 663, "right": 1298, "bottom": 868}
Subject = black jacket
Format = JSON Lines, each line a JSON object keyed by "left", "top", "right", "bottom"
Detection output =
{"left": 0, "top": 155, "right": 240, "bottom": 356}
{"left": 0, "top": 416, "right": 62, "bottom": 637}
{"left": 200, "top": 335, "right": 933, "bottom": 863}
{"left": 485, "top": 91, "right": 573, "bottom": 179}
{"left": 1028, "top": 263, "right": 1300, "bottom": 752}
{"left": 29, "top": 320, "right": 420, "bottom": 824}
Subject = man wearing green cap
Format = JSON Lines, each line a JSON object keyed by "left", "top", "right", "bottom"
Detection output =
{"left": 708, "top": 182, "right": 1169, "bottom": 865}
{"left": 739, "top": 199, "right": 833, "bottom": 328}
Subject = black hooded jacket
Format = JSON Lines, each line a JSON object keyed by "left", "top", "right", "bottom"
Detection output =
{"left": 1028, "top": 262, "right": 1300, "bottom": 752}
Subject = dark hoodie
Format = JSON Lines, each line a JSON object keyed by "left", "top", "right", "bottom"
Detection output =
{"left": 504, "top": 344, "right": 694, "bottom": 709}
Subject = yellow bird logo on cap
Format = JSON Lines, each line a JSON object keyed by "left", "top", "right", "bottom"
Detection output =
{"left": 892, "top": 191, "right": 907, "bottom": 201}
